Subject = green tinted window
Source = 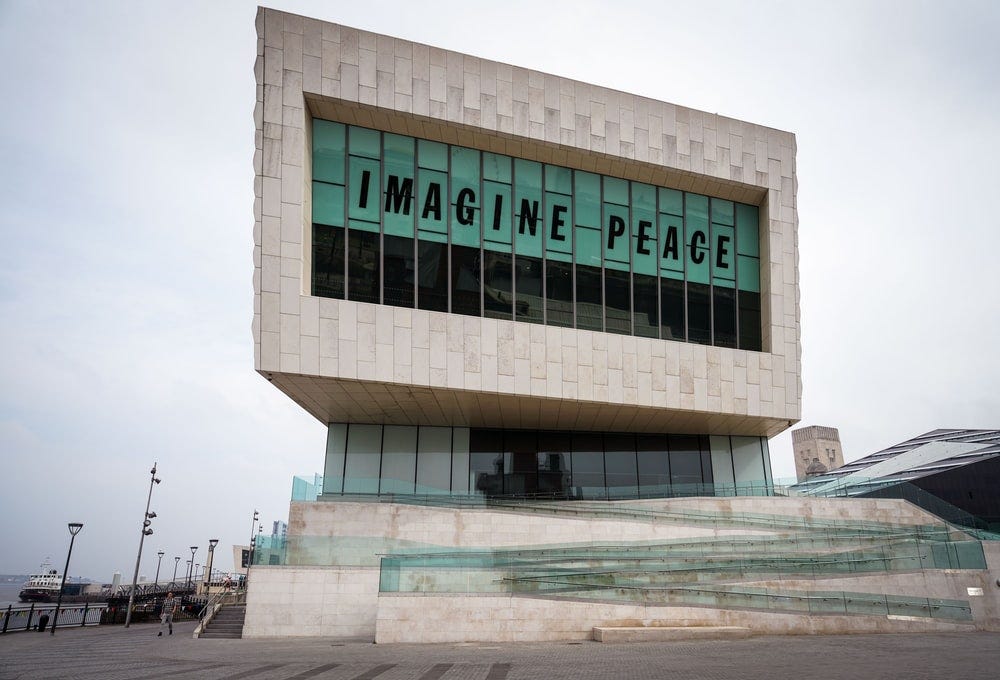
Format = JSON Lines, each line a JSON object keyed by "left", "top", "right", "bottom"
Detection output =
{"left": 576, "top": 226, "right": 602, "bottom": 267}
{"left": 659, "top": 213, "right": 684, "bottom": 279}
{"left": 450, "top": 146, "right": 480, "bottom": 245}
{"left": 417, "top": 168, "right": 448, "bottom": 237}
{"left": 604, "top": 176, "right": 628, "bottom": 206}
{"left": 349, "top": 126, "right": 380, "bottom": 159}
{"left": 418, "top": 139, "right": 448, "bottom": 171}
{"left": 737, "top": 255, "right": 760, "bottom": 293}
{"left": 712, "top": 224, "right": 736, "bottom": 287}
{"left": 574, "top": 172, "right": 601, "bottom": 228}
{"left": 685, "top": 193, "right": 710, "bottom": 285}
{"left": 313, "top": 120, "right": 345, "bottom": 184}
{"left": 483, "top": 152, "right": 512, "bottom": 183}
{"left": 659, "top": 187, "right": 683, "bottom": 216}
{"left": 631, "top": 183, "right": 657, "bottom": 276}
{"left": 514, "top": 159, "right": 543, "bottom": 257}
{"left": 313, "top": 181, "right": 345, "bottom": 227}
{"left": 603, "top": 202, "right": 630, "bottom": 272}
{"left": 483, "top": 180, "right": 512, "bottom": 252}
{"left": 383, "top": 134, "right": 415, "bottom": 238}
{"left": 711, "top": 197, "right": 735, "bottom": 226}
{"left": 736, "top": 203, "right": 760, "bottom": 257}
{"left": 348, "top": 155, "right": 381, "bottom": 225}
{"left": 311, "top": 120, "right": 766, "bottom": 350}
{"left": 545, "top": 192, "right": 573, "bottom": 263}
{"left": 545, "top": 164, "right": 573, "bottom": 194}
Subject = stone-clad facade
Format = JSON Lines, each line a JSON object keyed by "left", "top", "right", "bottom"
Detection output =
{"left": 251, "top": 6, "right": 801, "bottom": 438}
{"left": 241, "top": 9, "right": 1000, "bottom": 644}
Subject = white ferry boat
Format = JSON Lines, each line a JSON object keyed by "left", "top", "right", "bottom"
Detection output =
{"left": 18, "top": 561, "right": 62, "bottom": 602}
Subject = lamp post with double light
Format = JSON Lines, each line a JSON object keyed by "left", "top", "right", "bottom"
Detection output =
{"left": 187, "top": 546, "right": 197, "bottom": 588}
{"left": 245, "top": 510, "right": 259, "bottom": 589}
{"left": 50, "top": 522, "right": 83, "bottom": 635}
{"left": 125, "top": 463, "right": 160, "bottom": 628}
{"left": 154, "top": 551, "right": 165, "bottom": 588}
{"left": 204, "top": 538, "right": 219, "bottom": 591}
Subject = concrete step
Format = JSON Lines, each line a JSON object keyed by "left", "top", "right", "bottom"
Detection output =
{"left": 201, "top": 605, "right": 246, "bottom": 640}
{"left": 212, "top": 615, "right": 246, "bottom": 623}
{"left": 593, "top": 625, "right": 752, "bottom": 642}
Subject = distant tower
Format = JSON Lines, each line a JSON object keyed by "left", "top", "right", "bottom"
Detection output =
{"left": 791, "top": 426, "right": 845, "bottom": 481}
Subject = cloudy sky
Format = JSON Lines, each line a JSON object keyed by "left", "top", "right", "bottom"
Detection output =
{"left": 1, "top": 0, "right": 998, "bottom": 581}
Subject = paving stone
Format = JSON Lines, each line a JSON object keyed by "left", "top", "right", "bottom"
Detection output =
{"left": 1, "top": 621, "right": 999, "bottom": 680}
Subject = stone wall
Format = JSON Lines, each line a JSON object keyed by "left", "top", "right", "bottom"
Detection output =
{"left": 243, "top": 496, "right": 992, "bottom": 639}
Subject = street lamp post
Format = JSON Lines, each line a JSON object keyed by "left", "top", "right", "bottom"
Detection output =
{"left": 187, "top": 546, "right": 198, "bottom": 589}
{"left": 172, "top": 556, "right": 180, "bottom": 584}
{"left": 50, "top": 523, "right": 83, "bottom": 635}
{"left": 154, "top": 551, "right": 165, "bottom": 588}
{"left": 125, "top": 463, "right": 161, "bottom": 628}
{"left": 185, "top": 560, "right": 192, "bottom": 588}
{"left": 204, "top": 539, "right": 219, "bottom": 590}
{"left": 245, "top": 510, "right": 259, "bottom": 589}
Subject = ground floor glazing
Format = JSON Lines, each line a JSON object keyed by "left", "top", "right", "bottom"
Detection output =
{"left": 323, "top": 424, "right": 773, "bottom": 500}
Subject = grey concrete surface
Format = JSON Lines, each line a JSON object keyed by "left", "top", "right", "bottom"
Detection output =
{"left": 1, "top": 620, "right": 999, "bottom": 680}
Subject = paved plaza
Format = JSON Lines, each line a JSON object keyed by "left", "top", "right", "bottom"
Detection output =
{"left": 1, "top": 621, "right": 999, "bottom": 680}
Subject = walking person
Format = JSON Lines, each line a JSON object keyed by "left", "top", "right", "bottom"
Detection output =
{"left": 158, "top": 591, "right": 178, "bottom": 636}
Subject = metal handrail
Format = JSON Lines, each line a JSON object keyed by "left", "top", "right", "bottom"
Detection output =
{"left": 197, "top": 589, "right": 244, "bottom": 620}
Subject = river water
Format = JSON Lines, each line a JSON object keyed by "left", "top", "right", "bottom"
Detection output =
{"left": 0, "top": 582, "right": 25, "bottom": 607}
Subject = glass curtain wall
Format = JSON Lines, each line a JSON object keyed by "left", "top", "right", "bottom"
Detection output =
{"left": 311, "top": 120, "right": 764, "bottom": 352}
{"left": 324, "top": 425, "right": 771, "bottom": 500}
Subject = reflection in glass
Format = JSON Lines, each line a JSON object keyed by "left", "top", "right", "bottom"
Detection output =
{"left": 504, "top": 430, "right": 538, "bottom": 495}
{"left": 633, "top": 273, "right": 658, "bottom": 338}
{"left": 515, "top": 255, "right": 543, "bottom": 324}
{"left": 687, "top": 282, "right": 711, "bottom": 345}
{"left": 451, "top": 245, "right": 481, "bottom": 317}
{"left": 571, "top": 433, "right": 606, "bottom": 499}
{"left": 416, "top": 427, "right": 452, "bottom": 494}
{"left": 604, "top": 269, "right": 631, "bottom": 335}
{"left": 537, "top": 432, "right": 572, "bottom": 497}
{"left": 383, "top": 235, "right": 414, "bottom": 308}
{"left": 312, "top": 225, "right": 345, "bottom": 299}
{"left": 344, "top": 424, "right": 381, "bottom": 493}
{"left": 380, "top": 426, "right": 416, "bottom": 494}
{"left": 470, "top": 429, "right": 504, "bottom": 496}
{"left": 637, "top": 434, "right": 670, "bottom": 498}
{"left": 739, "top": 291, "right": 762, "bottom": 351}
{"left": 347, "top": 230, "right": 380, "bottom": 304}
{"left": 483, "top": 251, "right": 513, "bottom": 319}
{"left": 545, "top": 260, "right": 574, "bottom": 328}
{"left": 604, "top": 434, "right": 638, "bottom": 498}
{"left": 417, "top": 240, "right": 448, "bottom": 312}
{"left": 713, "top": 287, "right": 737, "bottom": 348}
{"left": 669, "top": 434, "right": 703, "bottom": 489}
{"left": 660, "top": 278, "right": 685, "bottom": 341}
{"left": 575, "top": 264, "right": 603, "bottom": 331}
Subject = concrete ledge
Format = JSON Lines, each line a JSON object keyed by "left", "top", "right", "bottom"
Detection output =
{"left": 594, "top": 626, "right": 752, "bottom": 642}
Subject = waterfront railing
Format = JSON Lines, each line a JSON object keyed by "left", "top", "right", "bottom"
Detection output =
{"left": 1, "top": 602, "right": 108, "bottom": 634}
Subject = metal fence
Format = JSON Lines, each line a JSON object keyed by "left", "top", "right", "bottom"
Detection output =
{"left": 1, "top": 602, "right": 109, "bottom": 634}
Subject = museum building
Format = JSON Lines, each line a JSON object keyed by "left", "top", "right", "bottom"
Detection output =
{"left": 253, "top": 9, "right": 802, "bottom": 503}
{"left": 234, "top": 7, "right": 992, "bottom": 641}
{"left": 244, "top": 9, "right": 1000, "bottom": 642}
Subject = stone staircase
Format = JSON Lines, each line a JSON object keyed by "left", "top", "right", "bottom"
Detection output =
{"left": 199, "top": 605, "right": 245, "bottom": 639}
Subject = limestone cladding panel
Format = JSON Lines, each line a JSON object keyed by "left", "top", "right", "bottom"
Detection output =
{"left": 252, "top": 8, "right": 801, "bottom": 429}
{"left": 373, "top": 594, "right": 975, "bottom": 643}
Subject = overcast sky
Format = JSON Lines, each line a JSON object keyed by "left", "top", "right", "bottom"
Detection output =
{"left": 1, "top": 0, "right": 998, "bottom": 581}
